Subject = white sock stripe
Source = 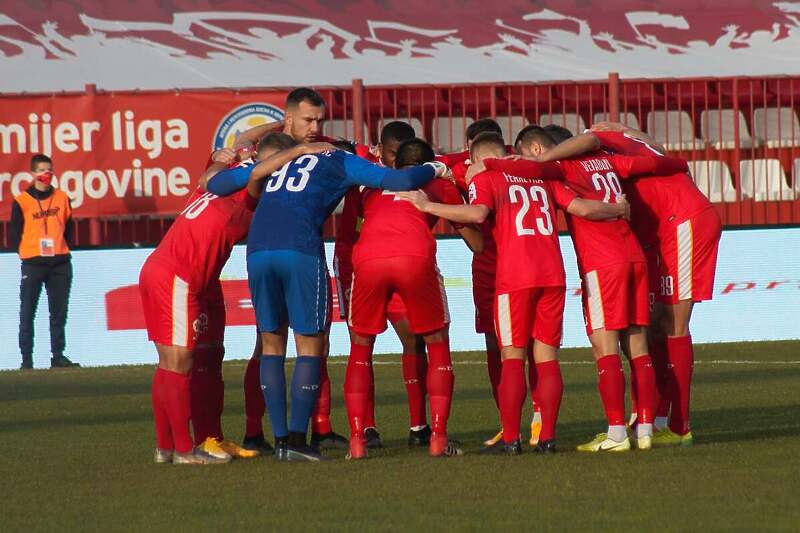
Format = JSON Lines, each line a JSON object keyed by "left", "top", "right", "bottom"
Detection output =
{"left": 677, "top": 220, "right": 694, "bottom": 300}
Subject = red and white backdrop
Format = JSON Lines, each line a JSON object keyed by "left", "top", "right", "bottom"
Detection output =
{"left": 2, "top": 1, "right": 800, "bottom": 218}
{"left": 0, "top": 1, "right": 798, "bottom": 90}
{"left": 0, "top": 92, "right": 287, "bottom": 218}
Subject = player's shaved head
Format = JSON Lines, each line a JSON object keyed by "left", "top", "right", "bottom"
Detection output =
{"left": 466, "top": 119, "right": 502, "bottom": 147}
{"left": 469, "top": 132, "right": 506, "bottom": 163}
{"left": 515, "top": 125, "right": 556, "bottom": 157}
{"left": 284, "top": 87, "right": 325, "bottom": 143}
{"left": 380, "top": 121, "right": 416, "bottom": 145}
{"left": 379, "top": 121, "right": 416, "bottom": 169}
{"left": 257, "top": 132, "right": 297, "bottom": 159}
{"left": 30, "top": 153, "right": 52, "bottom": 172}
{"left": 544, "top": 124, "right": 574, "bottom": 144}
{"left": 395, "top": 138, "right": 435, "bottom": 169}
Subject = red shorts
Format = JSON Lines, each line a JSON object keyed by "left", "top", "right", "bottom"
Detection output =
{"left": 472, "top": 266, "right": 496, "bottom": 335}
{"left": 494, "top": 287, "right": 565, "bottom": 348}
{"left": 581, "top": 261, "right": 650, "bottom": 335}
{"left": 349, "top": 256, "right": 449, "bottom": 336}
{"left": 336, "top": 275, "right": 408, "bottom": 324}
{"left": 657, "top": 207, "right": 722, "bottom": 304}
{"left": 139, "top": 257, "right": 225, "bottom": 348}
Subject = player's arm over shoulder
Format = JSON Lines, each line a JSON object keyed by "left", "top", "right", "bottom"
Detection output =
{"left": 429, "top": 179, "right": 484, "bottom": 253}
{"left": 558, "top": 181, "right": 630, "bottom": 221}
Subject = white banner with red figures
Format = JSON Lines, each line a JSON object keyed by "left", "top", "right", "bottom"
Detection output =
{"left": 0, "top": 1, "right": 799, "bottom": 92}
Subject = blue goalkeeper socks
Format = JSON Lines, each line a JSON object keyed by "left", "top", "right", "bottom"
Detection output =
{"left": 260, "top": 354, "right": 288, "bottom": 439}
{"left": 288, "top": 356, "right": 322, "bottom": 435}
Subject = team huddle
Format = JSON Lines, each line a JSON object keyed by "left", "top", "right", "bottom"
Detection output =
{"left": 139, "top": 87, "right": 721, "bottom": 463}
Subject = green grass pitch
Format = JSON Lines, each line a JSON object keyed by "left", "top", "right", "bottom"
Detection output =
{"left": 2, "top": 340, "right": 799, "bottom": 531}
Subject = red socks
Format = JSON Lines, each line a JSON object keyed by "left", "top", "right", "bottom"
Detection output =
{"left": 344, "top": 343, "right": 373, "bottom": 438}
{"left": 527, "top": 350, "right": 542, "bottom": 409}
{"left": 650, "top": 336, "right": 672, "bottom": 418}
{"left": 486, "top": 346, "right": 502, "bottom": 410}
{"left": 311, "top": 356, "right": 333, "bottom": 435}
{"left": 190, "top": 346, "right": 225, "bottom": 445}
{"left": 160, "top": 368, "right": 194, "bottom": 453}
{"left": 151, "top": 369, "right": 173, "bottom": 450}
{"left": 630, "top": 355, "right": 656, "bottom": 424}
{"left": 667, "top": 335, "right": 694, "bottom": 435}
{"left": 534, "top": 360, "right": 563, "bottom": 442}
{"left": 426, "top": 340, "right": 454, "bottom": 437}
{"left": 499, "top": 358, "right": 526, "bottom": 444}
{"left": 365, "top": 358, "right": 376, "bottom": 428}
{"left": 243, "top": 356, "right": 265, "bottom": 438}
{"left": 402, "top": 353, "right": 428, "bottom": 428}
{"left": 596, "top": 354, "right": 626, "bottom": 426}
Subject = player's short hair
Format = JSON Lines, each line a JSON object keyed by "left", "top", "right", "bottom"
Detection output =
{"left": 257, "top": 132, "right": 297, "bottom": 155}
{"left": 469, "top": 132, "right": 506, "bottom": 159}
{"left": 395, "top": 138, "right": 435, "bottom": 168}
{"left": 331, "top": 139, "right": 356, "bottom": 154}
{"left": 30, "top": 153, "right": 52, "bottom": 171}
{"left": 379, "top": 121, "right": 416, "bottom": 145}
{"left": 544, "top": 124, "right": 574, "bottom": 144}
{"left": 515, "top": 125, "right": 556, "bottom": 150}
{"left": 466, "top": 118, "right": 503, "bottom": 142}
{"left": 286, "top": 87, "right": 325, "bottom": 109}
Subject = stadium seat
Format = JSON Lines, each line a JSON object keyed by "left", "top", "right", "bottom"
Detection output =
{"left": 794, "top": 159, "right": 800, "bottom": 194}
{"left": 538, "top": 113, "right": 586, "bottom": 136}
{"left": 591, "top": 112, "right": 641, "bottom": 131}
{"left": 376, "top": 117, "right": 425, "bottom": 139}
{"left": 432, "top": 116, "right": 474, "bottom": 152}
{"left": 646, "top": 111, "right": 704, "bottom": 151}
{"left": 700, "top": 109, "right": 761, "bottom": 149}
{"left": 498, "top": 115, "right": 528, "bottom": 145}
{"left": 739, "top": 159, "right": 793, "bottom": 201}
{"left": 688, "top": 160, "right": 737, "bottom": 202}
{"left": 752, "top": 107, "right": 800, "bottom": 148}
{"left": 323, "top": 119, "right": 370, "bottom": 143}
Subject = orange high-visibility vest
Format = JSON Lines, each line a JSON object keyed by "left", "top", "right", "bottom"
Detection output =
{"left": 14, "top": 189, "right": 72, "bottom": 259}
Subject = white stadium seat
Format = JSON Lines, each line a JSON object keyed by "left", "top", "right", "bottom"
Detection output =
{"left": 646, "top": 110, "right": 704, "bottom": 151}
{"left": 794, "top": 159, "right": 800, "bottom": 194}
{"left": 688, "top": 160, "right": 737, "bottom": 202}
{"left": 701, "top": 109, "right": 761, "bottom": 149}
{"left": 591, "top": 112, "right": 641, "bottom": 131}
{"left": 323, "top": 119, "right": 370, "bottom": 143}
{"left": 432, "top": 116, "right": 474, "bottom": 152}
{"left": 538, "top": 113, "right": 586, "bottom": 136}
{"left": 498, "top": 115, "right": 528, "bottom": 145}
{"left": 739, "top": 159, "right": 793, "bottom": 201}
{"left": 752, "top": 107, "right": 800, "bottom": 148}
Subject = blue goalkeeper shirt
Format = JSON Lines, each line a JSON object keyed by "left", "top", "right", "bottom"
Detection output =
{"left": 207, "top": 149, "right": 435, "bottom": 257}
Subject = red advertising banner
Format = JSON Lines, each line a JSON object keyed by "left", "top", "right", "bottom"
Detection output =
{"left": 0, "top": 90, "right": 288, "bottom": 218}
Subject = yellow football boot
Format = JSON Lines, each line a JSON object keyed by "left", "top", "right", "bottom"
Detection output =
{"left": 576, "top": 433, "right": 631, "bottom": 452}
{"left": 483, "top": 430, "right": 503, "bottom": 447}
{"left": 218, "top": 439, "right": 260, "bottom": 459}
{"left": 198, "top": 437, "right": 233, "bottom": 461}
{"left": 529, "top": 419, "right": 542, "bottom": 446}
{"left": 652, "top": 428, "right": 694, "bottom": 447}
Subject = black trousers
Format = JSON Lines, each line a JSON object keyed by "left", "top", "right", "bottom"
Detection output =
{"left": 19, "top": 260, "right": 72, "bottom": 358}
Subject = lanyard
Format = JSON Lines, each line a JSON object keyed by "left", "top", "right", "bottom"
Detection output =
{"left": 35, "top": 193, "right": 55, "bottom": 237}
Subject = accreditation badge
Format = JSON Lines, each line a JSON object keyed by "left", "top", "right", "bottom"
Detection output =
{"left": 40, "top": 238, "right": 55, "bottom": 257}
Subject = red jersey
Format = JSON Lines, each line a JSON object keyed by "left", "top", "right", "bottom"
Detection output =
{"left": 592, "top": 131, "right": 712, "bottom": 240}
{"left": 469, "top": 168, "right": 577, "bottom": 292}
{"left": 454, "top": 166, "right": 497, "bottom": 283}
{"left": 353, "top": 179, "right": 464, "bottom": 265}
{"left": 147, "top": 185, "right": 255, "bottom": 290}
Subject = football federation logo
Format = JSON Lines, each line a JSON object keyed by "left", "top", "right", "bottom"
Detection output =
{"left": 212, "top": 103, "right": 285, "bottom": 150}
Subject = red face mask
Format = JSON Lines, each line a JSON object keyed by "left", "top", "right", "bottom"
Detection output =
{"left": 35, "top": 170, "right": 53, "bottom": 187}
